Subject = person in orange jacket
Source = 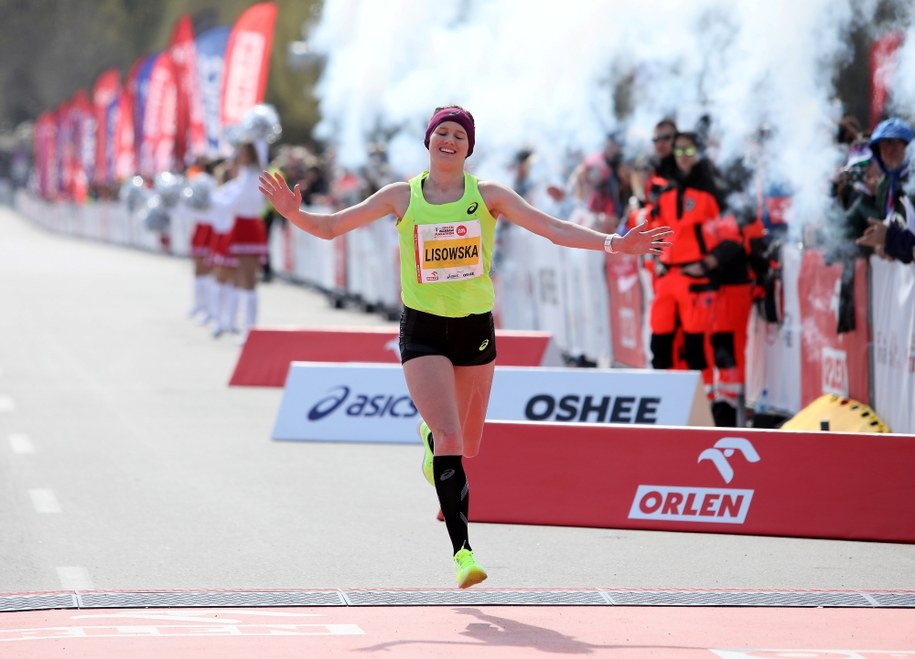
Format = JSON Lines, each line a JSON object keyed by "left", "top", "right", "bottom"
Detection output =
{"left": 649, "top": 132, "right": 724, "bottom": 395}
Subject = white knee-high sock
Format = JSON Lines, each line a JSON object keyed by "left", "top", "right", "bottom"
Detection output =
{"left": 212, "top": 282, "right": 227, "bottom": 332}
{"left": 203, "top": 274, "right": 216, "bottom": 318}
{"left": 226, "top": 285, "right": 240, "bottom": 331}
{"left": 193, "top": 276, "right": 207, "bottom": 313}
{"left": 242, "top": 290, "right": 258, "bottom": 332}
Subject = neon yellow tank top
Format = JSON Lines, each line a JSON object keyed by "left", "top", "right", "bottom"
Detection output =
{"left": 397, "top": 171, "right": 497, "bottom": 317}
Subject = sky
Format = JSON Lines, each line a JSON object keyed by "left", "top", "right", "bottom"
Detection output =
{"left": 303, "top": 0, "right": 915, "bottom": 231}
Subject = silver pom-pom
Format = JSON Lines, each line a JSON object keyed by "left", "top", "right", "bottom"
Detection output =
{"left": 241, "top": 104, "right": 282, "bottom": 144}
{"left": 138, "top": 194, "right": 171, "bottom": 233}
{"left": 182, "top": 173, "right": 215, "bottom": 210}
{"left": 119, "top": 175, "right": 149, "bottom": 212}
{"left": 224, "top": 123, "right": 245, "bottom": 146}
{"left": 154, "top": 171, "right": 185, "bottom": 208}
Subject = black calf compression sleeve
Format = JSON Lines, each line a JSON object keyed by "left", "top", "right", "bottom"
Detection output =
{"left": 433, "top": 455, "right": 471, "bottom": 555}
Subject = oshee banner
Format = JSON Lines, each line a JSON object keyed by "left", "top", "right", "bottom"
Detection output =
{"left": 271, "top": 363, "right": 712, "bottom": 442}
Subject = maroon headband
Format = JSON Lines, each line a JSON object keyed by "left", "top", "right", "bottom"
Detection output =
{"left": 424, "top": 107, "right": 475, "bottom": 157}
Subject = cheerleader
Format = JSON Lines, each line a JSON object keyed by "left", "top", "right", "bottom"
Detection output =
{"left": 211, "top": 142, "right": 267, "bottom": 342}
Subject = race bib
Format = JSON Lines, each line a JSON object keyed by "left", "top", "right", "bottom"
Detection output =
{"left": 414, "top": 220, "right": 483, "bottom": 283}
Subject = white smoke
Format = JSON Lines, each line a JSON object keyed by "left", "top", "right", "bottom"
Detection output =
{"left": 307, "top": 0, "right": 909, "bottom": 229}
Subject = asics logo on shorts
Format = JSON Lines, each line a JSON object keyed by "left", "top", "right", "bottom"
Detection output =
{"left": 478, "top": 339, "right": 490, "bottom": 351}
{"left": 440, "top": 469, "right": 456, "bottom": 481}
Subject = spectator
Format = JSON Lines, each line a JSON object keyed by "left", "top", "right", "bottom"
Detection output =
{"left": 857, "top": 217, "right": 915, "bottom": 264}
{"left": 867, "top": 117, "right": 913, "bottom": 224}
{"left": 650, "top": 118, "right": 679, "bottom": 181}
{"left": 843, "top": 155, "right": 881, "bottom": 251}
{"left": 649, "top": 131, "right": 723, "bottom": 399}
{"left": 568, "top": 135, "right": 624, "bottom": 233}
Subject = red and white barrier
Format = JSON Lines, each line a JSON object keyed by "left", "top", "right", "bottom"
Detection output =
{"left": 797, "top": 251, "right": 870, "bottom": 404}
{"left": 461, "top": 420, "right": 915, "bottom": 543}
{"left": 230, "top": 326, "right": 564, "bottom": 387}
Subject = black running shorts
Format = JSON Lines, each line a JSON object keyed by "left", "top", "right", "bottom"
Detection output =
{"left": 399, "top": 306, "right": 497, "bottom": 366}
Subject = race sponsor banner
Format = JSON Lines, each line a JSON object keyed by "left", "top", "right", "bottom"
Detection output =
{"left": 869, "top": 256, "right": 915, "bottom": 434}
{"left": 271, "top": 362, "right": 712, "bottom": 442}
{"left": 113, "top": 56, "right": 146, "bottom": 180}
{"left": 140, "top": 51, "right": 179, "bottom": 175}
{"left": 33, "top": 112, "right": 57, "bottom": 200}
{"left": 231, "top": 326, "right": 564, "bottom": 386}
{"left": 195, "top": 26, "right": 231, "bottom": 157}
{"left": 220, "top": 2, "right": 277, "bottom": 128}
{"left": 132, "top": 54, "right": 158, "bottom": 172}
{"left": 870, "top": 30, "right": 904, "bottom": 128}
{"left": 463, "top": 420, "right": 915, "bottom": 543}
{"left": 606, "top": 253, "right": 649, "bottom": 367}
{"left": 796, "top": 251, "right": 870, "bottom": 407}
{"left": 91, "top": 69, "right": 120, "bottom": 185}
{"left": 167, "top": 14, "right": 206, "bottom": 165}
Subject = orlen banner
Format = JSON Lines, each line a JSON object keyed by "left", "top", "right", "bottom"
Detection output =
{"left": 463, "top": 421, "right": 915, "bottom": 543}
{"left": 220, "top": 2, "right": 277, "bottom": 129}
{"left": 271, "top": 362, "right": 712, "bottom": 442}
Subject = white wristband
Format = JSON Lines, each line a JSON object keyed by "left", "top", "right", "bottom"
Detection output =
{"left": 603, "top": 233, "right": 621, "bottom": 254}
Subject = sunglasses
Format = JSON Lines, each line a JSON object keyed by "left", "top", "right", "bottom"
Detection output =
{"left": 652, "top": 134, "right": 674, "bottom": 143}
{"left": 674, "top": 146, "right": 698, "bottom": 157}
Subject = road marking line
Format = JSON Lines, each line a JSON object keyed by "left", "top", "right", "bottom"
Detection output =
{"left": 0, "top": 395, "right": 14, "bottom": 412}
{"left": 9, "top": 433, "right": 34, "bottom": 454}
{"left": 57, "top": 566, "right": 94, "bottom": 590}
{"left": 29, "top": 488, "right": 62, "bottom": 513}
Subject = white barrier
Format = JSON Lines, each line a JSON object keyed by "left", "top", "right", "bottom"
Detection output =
{"left": 744, "top": 242, "right": 803, "bottom": 415}
{"left": 869, "top": 255, "right": 915, "bottom": 434}
{"left": 272, "top": 362, "right": 713, "bottom": 442}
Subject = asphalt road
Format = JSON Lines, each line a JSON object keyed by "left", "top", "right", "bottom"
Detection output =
{"left": 1, "top": 203, "right": 913, "bottom": 597}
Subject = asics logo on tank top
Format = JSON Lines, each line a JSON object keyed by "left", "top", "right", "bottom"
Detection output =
{"left": 685, "top": 198, "right": 696, "bottom": 212}
{"left": 466, "top": 202, "right": 478, "bottom": 214}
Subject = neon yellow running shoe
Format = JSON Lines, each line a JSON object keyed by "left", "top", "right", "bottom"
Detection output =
{"left": 453, "top": 548, "right": 488, "bottom": 589}
{"left": 417, "top": 420, "right": 434, "bottom": 486}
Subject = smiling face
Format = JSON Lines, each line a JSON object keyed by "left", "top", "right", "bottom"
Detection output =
{"left": 428, "top": 120, "right": 469, "bottom": 161}
{"left": 673, "top": 136, "right": 699, "bottom": 176}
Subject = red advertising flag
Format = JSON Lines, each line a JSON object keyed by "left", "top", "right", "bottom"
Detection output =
{"left": 168, "top": 15, "right": 206, "bottom": 165}
{"left": 33, "top": 111, "right": 58, "bottom": 199}
{"left": 114, "top": 57, "right": 146, "bottom": 180}
{"left": 870, "top": 30, "right": 903, "bottom": 128}
{"left": 220, "top": 2, "right": 278, "bottom": 128}
{"left": 141, "top": 52, "right": 179, "bottom": 175}
{"left": 64, "top": 91, "right": 92, "bottom": 203}
{"left": 92, "top": 69, "right": 120, "bottom": 185}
